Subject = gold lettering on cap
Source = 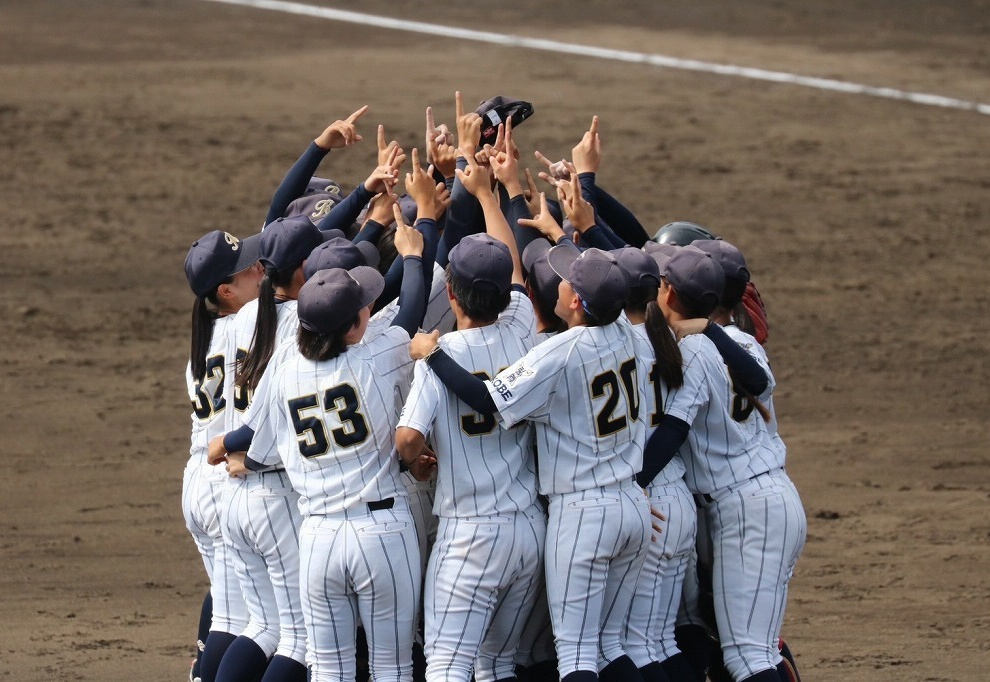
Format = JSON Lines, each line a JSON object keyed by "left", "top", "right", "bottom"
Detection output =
{"left": 224, "top": 232, "right": 240, "bottom": 251}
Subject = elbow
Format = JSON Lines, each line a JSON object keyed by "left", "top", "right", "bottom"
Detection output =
{"left": 395, "top": 426, "right": 426, "bottom": 465}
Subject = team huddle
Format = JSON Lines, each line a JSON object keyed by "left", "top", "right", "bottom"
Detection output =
{"left": 181, "top": 92, "right": 806, "bottom": 682}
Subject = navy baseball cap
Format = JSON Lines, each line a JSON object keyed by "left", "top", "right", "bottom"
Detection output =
{"left": 521, "top": 239, "right": 561, "bottom": 312}
{"left": 613, "top": 247, "right": 661, "bottom": 288}
{"left": 306, "top": 177, "right": 344, "bottom": 196}
{"left": 692, "top": 239, "right": 750, "bottom": 284}
{"left": 662, "top": 246, "right": 725, "bottom": 308}
{"left": 259, "top": 215, "right": 324, "bottom": 272}
{"left": 643, "top": 242, "right": 680, "bottom": 274}
{"left": 303, "top": 238, "right": 380, "bottom": 280}
{"left": 184, "top": 230, "right": 262, "bottom": 298}
{"left": 476, "top": 96, "right": 534, "bottom": 146}
{"left": 547, "top": 246, "right": 629, "bottom": 316}
{"left": 448, "top": 233, "right": 513, "bottom": 295}
{"left": 297, "top": 266, "right": 385, "bottom": 334}
{"left": 284, "top": 192, "right": 342, "bottom": 224}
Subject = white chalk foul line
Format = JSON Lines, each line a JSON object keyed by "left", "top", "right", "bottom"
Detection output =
{"left": 204, "top": 0, "right": 990, "bottom": 117}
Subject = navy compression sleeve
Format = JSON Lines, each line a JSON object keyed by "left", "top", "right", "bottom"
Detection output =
{"left": 636, "top": 415, "right": 691, "bottom": 488}
{"left": 703, "top": 323, "right": 769, "bottom": 396}
{"left": 264, "top": 141, "right": 328, "bottom": 226}
{"left": 426, "top": 350, "right": 498, "bottom": 414}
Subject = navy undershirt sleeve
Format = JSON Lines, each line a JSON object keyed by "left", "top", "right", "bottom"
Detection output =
{"left": 636, "top": 415, "right": 691, "bottom": 488}
{"left": 584, "top": 175, "right": 650, "bottom": 248}
{"left": 243, "top": 455, "right": 267, "bottom": 472}
{"left": 352, "top": 219, "right": 385, "bottom": 245}
{"left": 703, "top": 323, "right": 769, "bottom": 396}
{"left": 316, "top": 184, "right": 372, "bottom": 234}
{"left": 437, "top": 157, "right": 482, "bottom": 268}
{"left": 506, "top": 194, "right": 544, "bottom": 257}
{"left": 264, "top": 141, "right": 328, "bottom": 227}
{"left": 391, "top": 256, "right": 426, "bottom": 336}
{"left": 223, "top": 424, "right": 255, "bottom": 454}
{"left": 578, "top": 224, "right": 617, "bottom": 251}
{"left": 427, "top": 350, "right": 498, "bottom": 414}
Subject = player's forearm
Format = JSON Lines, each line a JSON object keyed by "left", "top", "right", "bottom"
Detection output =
{"left": 636, "top": 415, "right": 690, "bottom": 488}
{"left": 703, "top": 323, "right": 769, "bottom": 396}
{"left": 391, "top": 256, "right": 426, "bottom": 336}
{"left": 315, "top": 184, "right": 372, "bottom": 234}
{"left": 426, "top": 350, "right": 498, "bottom": 414}
{"left": 264, "top": 141, "right": 329, "bottom": 227}
{"left": 590, "top": 180, "right": 650, "bottom": 248}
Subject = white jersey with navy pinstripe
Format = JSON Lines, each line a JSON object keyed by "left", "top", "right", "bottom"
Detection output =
{"left": 187, "top": 315, "right": 236, "bottom": 465}
{"left": 365, "top": 261, "right": 455, "bottom": 342}
{"left": 631, "top": 323, "right": 686, "bottom": 486}
{"left": 665, "top": 334, "right": 778, "bottom": 495}
{"left": 486, "top": 315, "right": 648, "bottom": 496}
{"left": 246, "top": 325, "right": 414, "bottom": 516}
{"left": 398, "top": 289, "right": 538, "bottom": 518}
{"left": 723, "top": 324, "right": 786, "bottom": 469}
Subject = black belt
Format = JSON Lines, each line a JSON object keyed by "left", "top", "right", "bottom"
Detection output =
{"left": 694, "top": 492, "right": 715, "bottom": 506}
{"left": 367, "top": 498, "right": 394, "bottom": 512}
{"left": 261, "top": 467, "right": 286, "bottom": 475}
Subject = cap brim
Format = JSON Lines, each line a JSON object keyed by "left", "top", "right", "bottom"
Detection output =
{"left": 320, "top": 228, "right": 346, "bottom": 242}
{"left": 231, "top": 233, "right": 262, "bottom": 274}
{"left": 547, "top": 244, "right": 580, "bottom": 282}
{"left": 521, "top": 238, "right": 552, "bottom": 274}
{"left": 355, "top": 241, "right": 381, "bottom": 270}
{"left": 349, "top": 265, "right": 385, "bottom": 309}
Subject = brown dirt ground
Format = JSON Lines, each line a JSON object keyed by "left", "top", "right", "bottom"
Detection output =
{"left": 1, "top": 1, "right": 988, "bottom": 679}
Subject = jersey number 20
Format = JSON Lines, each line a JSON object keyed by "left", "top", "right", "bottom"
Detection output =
{"left": 591, "top": 358, "right": 639, "bottom": 437}
{"left": 288, "top": 384, "right": 370, "bottom": 458}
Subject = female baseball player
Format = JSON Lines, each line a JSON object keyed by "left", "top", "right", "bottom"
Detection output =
{"left": 396, "top": 158, "right": 545, "bottom": 682}
{"left": 182, "top": 230, "right": 261, "bottom": 682}
{"left": 608, "top": 246, "right": 700, "bottom": 682}
{"left": 236, "top": 215, "right": 430, "bottom": 682}
{"left": 208, "top": 213, "right": 329, "bottom": 682}
{"left": 653, "top": 247, "right": 806, "bottom": 682}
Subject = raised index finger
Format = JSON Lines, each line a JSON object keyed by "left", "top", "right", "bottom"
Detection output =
{"left": 426, "top": 106, "right": 436, "bottom": 132}
{"left": 588, "top": 115, "right": 599, "bottom": 137}
{"left": 455, "top": 91, "right": 464, "bottom": 119}
{"left": 377, "top": 124, "right": 387, "bottom": 150}
{"left": 347, "top": 104, "right": 369, "bottom": 123}
{"left": 411, "top": 146, "right": 421, "bottom": 172}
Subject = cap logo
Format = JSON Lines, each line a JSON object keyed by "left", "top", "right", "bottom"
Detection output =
{"left": 311, "top": 199, "right": 335, "bottom": 220}
{"left": 224, "top": 232, "right": 240, "bottom": 251}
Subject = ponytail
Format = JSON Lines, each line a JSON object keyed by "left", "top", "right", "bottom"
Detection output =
{"left": 236, "top": 266, "right": 282, "bottom": 392}
{"left": 644, "top": 300, "right": 683, "bottom": 390}
{"left": 190, "top": 293, "right": 219, "bottom": 382}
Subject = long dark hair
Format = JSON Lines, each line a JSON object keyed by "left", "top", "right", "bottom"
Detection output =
{"left": 644, "top": 300, "right": 683, "bottom": 390}
{"left": 189, "top": 283, "right": 226, "bottom": 381}
{"left": 236, "top": 265, "right": 295, "bottom": 392}
{"left": 296, "top": 316, "right": 358, "bottom": 362}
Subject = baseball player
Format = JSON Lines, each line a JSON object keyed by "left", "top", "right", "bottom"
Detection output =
{"left": 182, "top": 230, "right": 260, "bottom": 681}
{"left": 654, "top": 247, "right": 806, "bottom": 682}
{"left": 411, "top": 243, "right": 658, "bottom": 682}
{"left": 396, "top": 157, "right": 545, "bottom": 682}
{"left": 236, "top": 214, "right": 429, "bottom": 682}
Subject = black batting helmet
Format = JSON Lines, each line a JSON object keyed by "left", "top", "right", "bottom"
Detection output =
{"left": 651, "top": 221, "right": 718, "bottom": 246}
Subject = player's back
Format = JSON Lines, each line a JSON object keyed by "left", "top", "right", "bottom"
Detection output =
{"left": 403, "top": 290, "right": 538, "bottom": 518}
{"left": 668, "top": 334, "right": 778, "bottom": 494}
{"left": 497, "top": 315, "right": 646, "bottom": 496}
{"left": 187, "top": 315, "right": 235, "bottom": 464}
{"left": 630, "top": 322, "right": 687, "bottom": 486}
{"left": 266, "top": 326, "right": 413, "bottom": 516}
{"left": 722, "top": 324, "right": 786, "bottom": 469}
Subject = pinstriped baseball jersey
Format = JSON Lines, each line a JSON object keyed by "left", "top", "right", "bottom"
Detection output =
{"left": 398, "top": 290, "right": 538, "bottom": 518}
{"left": 187, "top": 315, "right": 236, "bottom": 465}
{"left": 665, "top": 335, "right": 778, "bottom": 495}
{"left": 223, "top": 298, "right": 298, "bottom": 431}
{"left": 487, "top": 314, "right": 648, "bottom": 496}
{"left": 630, "top": 323, "right": 687, "bottom": 486}
{"left": 247, "top": 325, "right": 414, "bottom": 516}
{"left": 722, "top": 324, "right": 786, "bottom": 469}
{"left": 365, "top": 262, "right": 454, "bottom": 342}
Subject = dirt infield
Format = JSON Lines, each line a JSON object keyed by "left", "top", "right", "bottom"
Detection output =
{"left": 1, "top": 1, "right": 987, "bottom": 679}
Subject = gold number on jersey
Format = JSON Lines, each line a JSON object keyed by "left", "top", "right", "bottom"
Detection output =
{"left": 590, "top": 358, "right": 639, "bottom": 437}
{"left": 288, "top": 383, "right": 370, "bottom": 458}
